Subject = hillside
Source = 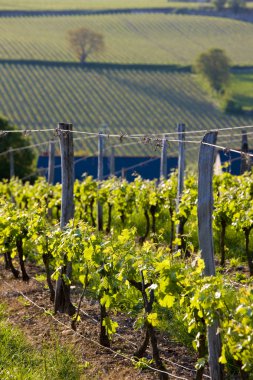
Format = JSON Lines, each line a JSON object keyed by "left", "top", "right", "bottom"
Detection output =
{"left": 1, "top": 62, "right": 252, "bottom": 159}
{"left": 0, "top": 5, "right": 253, "bottom": 163}
{"left": 0, "top": 0, "right": 211, "bottom": 11}
{"left": 1, "top": 14, "right": 253, "bottom": 65}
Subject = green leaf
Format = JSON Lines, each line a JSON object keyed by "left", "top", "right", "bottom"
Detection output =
{"left": 159, "top": 294, "right": 175, "bottom": 308}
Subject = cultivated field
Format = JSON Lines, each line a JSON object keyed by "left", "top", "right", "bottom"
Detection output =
{"left": 1, "top": 63, "right": 252, "bottom": 158}
{"left": 0, "top": 0, "right": 211, "bottom": 11}
{"left": 0, "top": 14, "right": 253, "bottom": 65}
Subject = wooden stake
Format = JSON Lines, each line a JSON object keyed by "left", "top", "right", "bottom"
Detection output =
{"left": 176, "top": 124, "right": 185, "bottom": 252}
{"left": 176, "top": 123, "right": 185, "bottom": 210}
{"left": 97, "top": 132, "right": 103, "bottom": 231}
{"left": 240, "top": 130, "right": 251, "bottom": 173}
{"left": 54, "top": 122, "right": 75, "bottom": 316}
{"left": 160, "top": 135, "right": 167, "bottom": 179}
{"left": 198, "top": 131, "right": 224, "bottom": 380}
{"left": 110, "top": 146, "right": 115, "bottom": 176}
{"left": 48, "top": 140, "right": 55, "bottom": 184}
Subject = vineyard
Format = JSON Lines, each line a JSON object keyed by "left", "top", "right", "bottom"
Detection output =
{"left": 1, "top": 63, "right": 253, "bottom": 158}
{"left": 1, "top": 137, "right": 253, "bottom": 378}
{"left": 1, "top": 14, "right": 253, "bottom": 65}
{"left": 1, "top": 2, "right": 253, "bottom": 378}
{"left": 0, "top": 0, "right": 212, "bottom": 11}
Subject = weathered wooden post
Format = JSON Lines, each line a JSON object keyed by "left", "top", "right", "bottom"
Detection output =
{"left": 160, "top": 135, "right": 167, "bottom": 179}
{"left": 97, "top": 131, "right": 104, "bottom": 231}
{"left": 240, "top": 130, "right": 251, "bottom": 173}
{"left": 54, "top": 122, "right": 75, "bottom": 316}
{"left": 48, "top": 140, "right": 55, "bottom": 184}
{"left": 9, "top": 147, "right": 14, "bottom": 178}
{"left": 110, "top": 146, "right": 115, "bottom": 176}
{"left": 198, "top": 131, "right": 224, "bottom": 380}
{"left": 176, "top": 124, "right": 186, "bottom": 252}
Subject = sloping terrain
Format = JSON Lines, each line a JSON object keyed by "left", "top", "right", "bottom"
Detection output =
{"left": 1, "top": 62, "right": 252, "bottom": 158}
{"left": 0, "top": 14, "right": 253, "bottom": 65}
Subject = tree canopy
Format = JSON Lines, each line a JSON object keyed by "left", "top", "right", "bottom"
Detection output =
{"left": 194, "top": 48, "right": 231, "bottom": 93}
{"left": 0, "top": 116, "right": 36, "bottom": 180}
{"left": 68, "top": 27, "right": 105, "bottom": 63}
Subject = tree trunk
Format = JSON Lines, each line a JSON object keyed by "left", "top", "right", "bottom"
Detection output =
{"left": 177, "top": 217, "right": 187, "bottom": 255}
{"left": 134, "top": 324, "right": 150, "bottom": 358}
{"left": 3, "top": 252, "right": 10, "bottom": 269}
{"left": 6, "top": 250, "right": 20, "bottom": 278}
{"left": 16, "top": 237, "right": 29, "bottom": 281}
{"left": 99, "top": 303, "right": 110, "bottom": 347}
{"left": 148, "top": 323, "right": 168, "bottom": 380}
{"left": 150, "top": 204, "right": 157, "bottom": 234}
{"left": 106, "top": 203, "right": 112, "bottom": 233}
{"left": 54, "top": 264, "right": 75, "bottom": 316}
{"left": 139, "top": 209, "right": 150, "bottom": 244}
{"left": 90, "top": 198, "right": 96, "bottom": 227}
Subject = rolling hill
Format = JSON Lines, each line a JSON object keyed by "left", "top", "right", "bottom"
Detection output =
{"left": 0, "top": 14, "right": 253, "bottom": 65}
{"left": 1, "top": 62, "right": 252, "bottom": 160}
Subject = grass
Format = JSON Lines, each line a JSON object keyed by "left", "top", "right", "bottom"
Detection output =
{"left": 0, "top": 303, "right": 84, "bottom": 380}
{"left": 0, "top": 0, "right": 212, "bottom": 11}
{"left": 230, "top": 72, "right": 253, "bottom": 111}
{"left": 0, "top": 14, "right": 253, "bottom": 65}
{"left": 1, "top": 63, "right": 253, "bottom": 159}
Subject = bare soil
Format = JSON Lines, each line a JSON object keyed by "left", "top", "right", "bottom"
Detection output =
{"left": 0, "top": 261, "right": 202, "bottom": 380}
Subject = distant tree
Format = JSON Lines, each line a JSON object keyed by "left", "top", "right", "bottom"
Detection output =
{"left": 0, "top": 115, "right": 36, "bottom": 180}
{"left": 212, "top": 0, "right": 226, "bottom": 11}
{"left": 194, "top": 48, "right": 231, "bottom": 93}
{"left": 227, "top": 0, "right": 245, "bottom": 12}
{"left": 67, "top": 27, "right": 105, "bottom": 63}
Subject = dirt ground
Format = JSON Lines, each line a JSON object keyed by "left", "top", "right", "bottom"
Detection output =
{"left": 0, "top": 261, "right": 203, "bottom": 380}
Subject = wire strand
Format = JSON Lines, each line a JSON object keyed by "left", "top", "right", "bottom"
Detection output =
{"left": 2, "top": 280, "right": 189, "bottom": 380}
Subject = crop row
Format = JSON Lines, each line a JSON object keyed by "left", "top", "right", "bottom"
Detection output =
{"left": 1, "top": 63, "right": 252, "bottom": 159}
{"left": 0, "top": 14, "right": 253, "bottom": 65}
{"left": 1, "top": 173, "right": 253, "bottom": 378}
{"left": 0, "top": 0, "right": 206, "bottom": 11}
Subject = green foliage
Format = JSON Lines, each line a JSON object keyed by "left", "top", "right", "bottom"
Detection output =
{"left": 1, "top": 174, "right": 253, "bottom": 376}
{"left": 194, "top": 48, "right": 231, "bottom": 93}
{"left": 0, "top": 116, "right": 36, "bottom": 180}
{"left": 222, "top": 96, "right": 243, "bottom": 114}
{"left": 227, "top": 0, "right": 245, "bottom": 12}
{"left": 212, "top": 0, "right": 226, "bottom": 11}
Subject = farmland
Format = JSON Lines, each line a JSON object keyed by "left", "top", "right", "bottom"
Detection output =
{"left": 1, "top": 2, "right": 253, "bottom": 379}
{"left": 1, "top": 63, "right": 252, "bottom": 157}
{"left": 0, "top": 0, "right": 211, "bottom": 11}
{"left": 0, "top": 14, "right": 253, "bottom": 65}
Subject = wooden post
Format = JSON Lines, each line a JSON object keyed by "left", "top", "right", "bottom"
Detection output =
{"left": 198, "top": 131, "right": 224, "bottom": 380}
{"left": 9, "top": 147, "right": 14, "bottom": 178}
{"left": 48, "top": 140, "right": 55, "bottom": 184}
{"left": 176, "top": 124, "right": 185, "bottom": 251}
{"left": 240, "top": 130, "right": 251, "bottom": 173}
{"left": 121, "top": 167, "right": 125, "bottom": 179}
{"left": 97, "top": 132, "right": 104, "bottom": 231}
{"left": 54, "top": 122, "right": 75, "bottom": 316}
{"left": 160, "top": 135, "right": 167, "bottom": 179}
{"left": 110, "top": 146, "right": 115, "bottom": 176}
